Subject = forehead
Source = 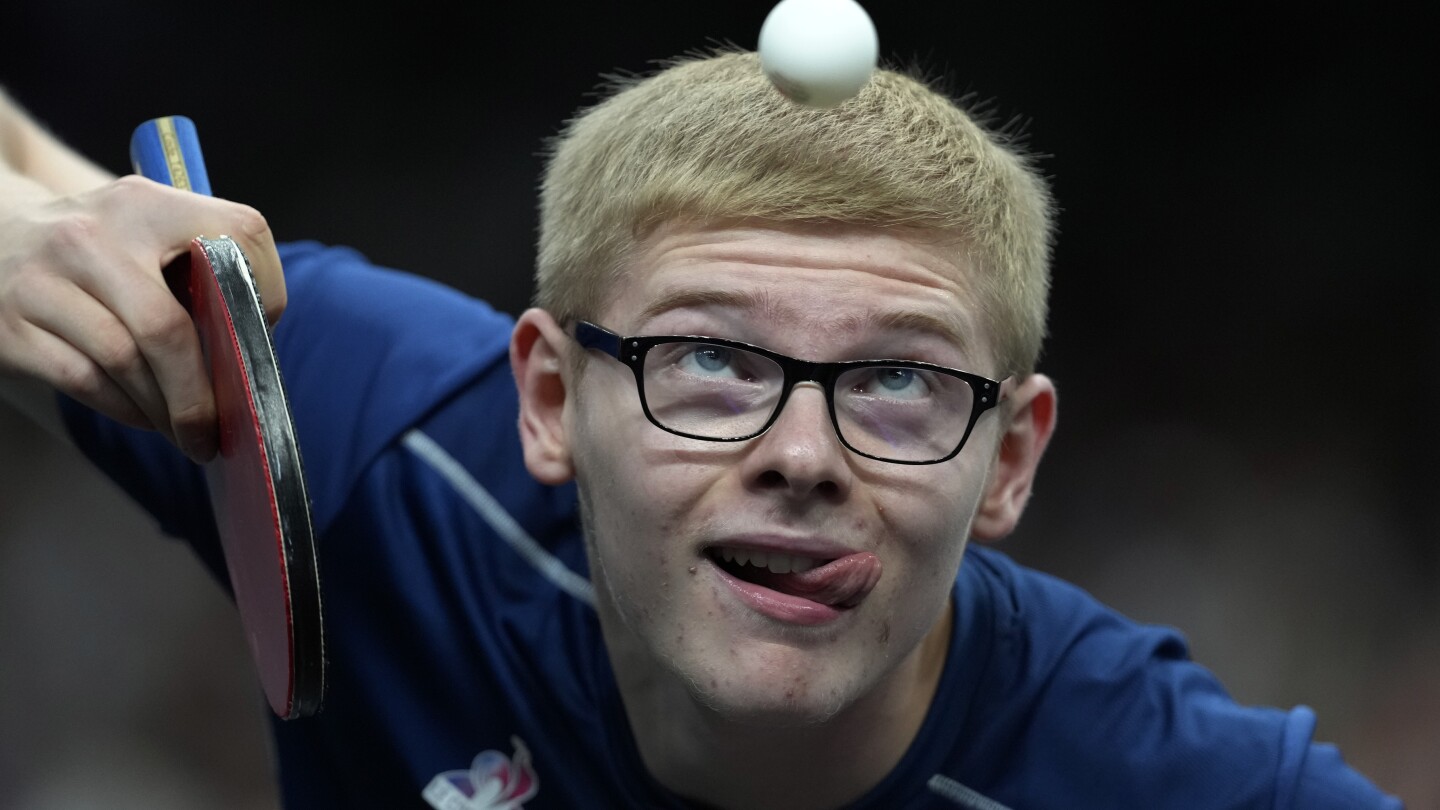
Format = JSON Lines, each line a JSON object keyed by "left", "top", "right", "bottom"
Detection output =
{"left": 602, "top": 221, "right": 992, "bottom": 363}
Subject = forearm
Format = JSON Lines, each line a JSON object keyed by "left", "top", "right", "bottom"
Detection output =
{"left": 0, "top": 86, "right": 114, "bottom": 204}
{"left": 0, "top": 89, "right": 72, "bottom": 438}
{"left": 0, "top": 88, "right": 107, "bottom": 441}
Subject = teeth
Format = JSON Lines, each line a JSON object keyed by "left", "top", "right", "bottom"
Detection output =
{"left": 715, "top": 548, "right": 821, "bottom": 575}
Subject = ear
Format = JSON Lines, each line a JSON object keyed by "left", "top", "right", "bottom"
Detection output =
{"left": 971, "top": 373, "right": 1057, "bottom": 542}
{"left": 510, "top": 308, "right": 576, "bottom": 485}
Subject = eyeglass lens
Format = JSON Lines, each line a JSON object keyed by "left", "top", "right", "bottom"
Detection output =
{"left": 641, "top": 341, "right": 977, "bottom": 462}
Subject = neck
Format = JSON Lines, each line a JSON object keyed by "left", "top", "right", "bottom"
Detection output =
{"left": 603, "top": 599, "right": 953, "bottom": 810}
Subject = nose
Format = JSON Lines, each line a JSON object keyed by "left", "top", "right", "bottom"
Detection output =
{"left": 739, "top": 382, "right": 853, "bottom": 502}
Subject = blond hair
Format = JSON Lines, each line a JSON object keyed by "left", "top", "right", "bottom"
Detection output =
{"left": 536, "top": 50, "right": 1054, "bottom": 376}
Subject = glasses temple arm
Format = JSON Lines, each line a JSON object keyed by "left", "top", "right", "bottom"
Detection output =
{"left": 573, "top": 321, "right": 623, "bottom": 357}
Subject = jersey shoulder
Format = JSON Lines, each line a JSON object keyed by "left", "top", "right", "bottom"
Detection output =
{"left": 273, "top": 241, "right": 517, "bottom": 533}
{"left": 953, "top": 547, "right": 1400, "bottom": 809}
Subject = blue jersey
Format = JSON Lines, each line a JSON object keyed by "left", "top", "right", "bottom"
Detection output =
{"left": 60, "top": 242, "right": 1401, "bottom": 809}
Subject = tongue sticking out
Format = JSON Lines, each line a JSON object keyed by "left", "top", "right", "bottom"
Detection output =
{"left": 745, "top": 552, "right": 882, "bottom": 609}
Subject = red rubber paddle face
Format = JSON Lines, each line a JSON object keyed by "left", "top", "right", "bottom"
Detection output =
{"left": 186, "top": 237, "right": 324, "bottom": 719}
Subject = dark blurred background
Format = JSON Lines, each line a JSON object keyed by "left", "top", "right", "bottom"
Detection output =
{"left": 1, "top": 1, "right": 1434, "bottom": 807}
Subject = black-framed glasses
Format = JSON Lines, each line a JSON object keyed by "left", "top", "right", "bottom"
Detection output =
{"left": 573, "top": 321, "right": 1006, "bottom": 465}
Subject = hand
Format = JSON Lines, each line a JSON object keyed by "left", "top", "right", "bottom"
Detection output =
{"left": 0, "top": 175, "right": 285, "bottom": 462}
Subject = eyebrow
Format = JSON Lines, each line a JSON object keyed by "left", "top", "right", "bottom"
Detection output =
{"left": 635, "top": 287, "right": 975, "bottom": 351}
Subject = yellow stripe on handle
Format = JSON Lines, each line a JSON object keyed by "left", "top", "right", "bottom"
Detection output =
{"left": 156, "top": 117, "right": 192, "bottom": 191}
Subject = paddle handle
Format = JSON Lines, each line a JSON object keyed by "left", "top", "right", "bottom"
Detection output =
{"left": 130, "top": 116, "right": 212, "bottom": 195}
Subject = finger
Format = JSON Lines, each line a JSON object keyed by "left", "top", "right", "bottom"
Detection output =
{"left": 31, "top": 205, "right": 213, "bottom": 456}
{"left": 230, "top": 205, "right": 286, "bottom": 327}
{"left": 72, "top": 254, "right": 217, "bottom": 461}
{"left": 117, "top": 180, "right": 287, "bottom": 326}
{"left": 12, "top": 319, "right": 154, "bottom": 432}
{"left": 25, "top": 275, "right": 182, "bottom": 447}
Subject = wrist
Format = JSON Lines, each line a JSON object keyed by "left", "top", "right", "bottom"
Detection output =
{"left": 0, "top": 86, "right": 114, "bottom": 198}
{"left": 0, "top": 169, "right": 56, "bottom": 223}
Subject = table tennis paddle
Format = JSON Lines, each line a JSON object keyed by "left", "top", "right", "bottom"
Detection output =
{"left": 130, "top": 116, "right": 325, "bottom": 719}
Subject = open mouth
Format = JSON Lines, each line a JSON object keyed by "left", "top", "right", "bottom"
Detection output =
{"left": 705, "top": 547, "right": 881, "bottom": 609}
{"left": 712, "top": 547, "right": 823, "bottom": 576}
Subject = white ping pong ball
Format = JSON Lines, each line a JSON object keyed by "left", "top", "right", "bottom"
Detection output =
{"left": 759, "top": 0, "right": 879, "bottom": 109}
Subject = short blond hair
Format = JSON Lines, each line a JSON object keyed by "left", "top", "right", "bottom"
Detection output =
{"left": 536, "top": 50, "right": 1054, "bottom": 376}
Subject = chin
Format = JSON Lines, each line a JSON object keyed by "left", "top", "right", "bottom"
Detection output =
{"left": 686, "top": 677, "right": 851, "bottom": 728}
{"left": 669, "top": 640, "right": 870, "bottom": 729}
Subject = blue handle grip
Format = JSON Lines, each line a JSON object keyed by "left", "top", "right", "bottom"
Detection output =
{"left": 130, "top": 116, "right": 212, "bottom": 196}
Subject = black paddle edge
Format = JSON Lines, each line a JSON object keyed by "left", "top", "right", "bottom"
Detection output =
{"left": 200, "top": 237, "right": 326, "bottom": 719}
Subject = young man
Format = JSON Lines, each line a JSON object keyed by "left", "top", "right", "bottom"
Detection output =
{"left": 0, "top": 52, "right": 1400, "bottom": 808}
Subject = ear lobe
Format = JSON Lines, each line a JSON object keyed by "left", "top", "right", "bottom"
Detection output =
{"left": 971, "top": 374, "right": 1057, "bottom": 543}
{"left": 510, "top": 308, "right": 576, "bottom": 485}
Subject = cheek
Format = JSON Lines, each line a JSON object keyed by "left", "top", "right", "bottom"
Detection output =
{"left": 870, "top": 464, "right": 987, "bottom": 605}
{"left": 571, "top": 390, "right": 716, "bottom": 576}
{"left": 574, "top": 384, "right": 733, "bottom": 512}
{"left": 877, "top": 461, "right": 987, "bottom": 545}
{"left": 571, "top": 384, "right": 651, "bottom": 509}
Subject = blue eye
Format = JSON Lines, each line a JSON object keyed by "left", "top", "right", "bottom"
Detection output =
{"left": 877, "top": 368, "right": 915, "bottom": 391}
{"left": 693, "top": 347, "right": 731, "bottom": 372}
{"left": 849, "top": 366, "right": 933, "bottom": 401}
